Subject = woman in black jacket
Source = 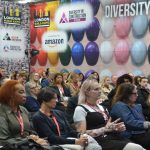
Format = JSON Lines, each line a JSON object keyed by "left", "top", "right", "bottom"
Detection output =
{"left": 32, "top": 88, "right": 101, "bottom": 150}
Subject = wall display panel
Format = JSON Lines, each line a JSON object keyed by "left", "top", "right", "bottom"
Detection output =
{"left": 30, "top": 0, "right": 150, "bottom": 76}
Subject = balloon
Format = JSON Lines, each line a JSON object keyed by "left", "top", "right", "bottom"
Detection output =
{"left": 60, "top": 68, "right": 69, "bottom": 73}
{"left": 73, "top": 69, "right": 82, "bottom": 74}
{"left": 100, "top": 69, "right": 112, "bottom": 78}
{"left": 60, "top": 0, "right": 71, "bottom": 4}
{"left": 114, "top": 40, "right": 130, "bottom": 65}
{"left": 131, "top": 40, "right": 147, "bottom": 66}
{"left": 48, "top": 21, "right": 57, "bottom": 31}
{"left": 100, "top": 41, "right": 113, "bottom": 64}
{"left": 86, "top": 17, "right": 100, "bottom": 41}
{"left": 37, "top": 46, "right": 48, "bottom": 66}
{"left": 48, "top": 52, "right": 59, "bottom": 66}
{"left": 132, "top": 14, "right": 148, "bottom": 39}
{"left": 72, "top": 42, "right": 84, "bottom": 66}
{"left": 30, "top": 4, "right": 36, "bottom": 20}
{"left": 59, "top": 45, "right": 71, "bottom": 66}
{"left": 101, "top": 0, "right": 113, "bottom": 8}
{"left": 85, "top": 42, "right": 99, "bottom": 66}
{"left": 36, "top": 27, "right": 47, "bottom": 44}
{"left": 116, "top": 70, "right": 126, "bottom": 77}
{"left": 30, "top": 45, "right": 38, "bottom": 66}
{"left": 67, "top": 31, "right": 71, "bottom": 41}
{"left": 45, "top": 1, "right": 59, "bottom": 20}
{"left": 86, "top": 0, "right": 100, "bottom": 15}
{"left": 113, "top": 0, "right": 132, "bottom": 4}
{"left": 72, "top": 0, "right": 85, "bottom": 2}
{"left": 115, "top": 17, "right": 131, "bottom": 38}
{"left": 148, "top": 45, "right": 150, "bottom": 64}
{"left": 30, "top": 20, "right": 37, "bottom": 44}
{"left": 134, "top": 0, "right": 146, "bottom": 2}
{"left": 133, "top": 69, "right": 144, "bottom": 76}
{"left": 72, "top": 29, "right": 84, "bottom": 42}
{"left": 84, "top": 70, "right": 95, "bottom": 79}
{"left": 101, "top": 17, "right": 114, "bottom": 39}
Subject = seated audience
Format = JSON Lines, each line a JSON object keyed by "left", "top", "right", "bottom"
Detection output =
{"left": 73, "top": 79, "right": 144, "bottom": 150}
{"left": 111, "top": 83, "right": 150, "bottom": 149}
{"left": 24, "top": 82, "right": 40, "bottom": 113}
{"left": 32, "top": 88, "right": 102, "bottom": 150}
{"left": 0, "top": 80, "right": 48, "bottom": 147}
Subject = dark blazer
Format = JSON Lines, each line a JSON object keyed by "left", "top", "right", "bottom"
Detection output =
{"left": 111, "top": 101, "right": 147, "bottom": 138}
{"left": 50, "top": 85, "right": 71, "bottom": 101}
{"left": 32, "top": 110, "right": 79, "bottom": 145}
{"left": 24, "top": 96, "right": 40, "bottom": 112}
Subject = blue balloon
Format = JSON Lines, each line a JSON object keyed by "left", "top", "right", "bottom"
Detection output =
{"left": 131, "top": 40, "right": 147, "bottom": 66}
{"left": 132, "top": 14, "right": 148, "bottom": 39}
{"left": 73, "top": 69, "right": 82, "bottom": 74}
{"left": 72, "top": 29, "right": 84, "bottom": 42}
{"left": 86, "top": 17, "right": 100, "bottom": 41}
{"left": 72, "top": 42, "right": 84, "bottom": 66}
{"left": 133, "top": 69, "right": 144, "bottom": 76}
{"left": 60, "top": 68, "right": 69, "bottom": 73}
{"left": 100, "top": 69, "right": 112, "bottom": 78}
{"left": 86, "top": 0, "right": 100, "bottom": 15}
{"left": 85, "top": 42, "right": 99, "bottom": 66}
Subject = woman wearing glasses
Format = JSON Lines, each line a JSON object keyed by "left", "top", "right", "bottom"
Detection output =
{"left": 73, "top": 79, "right": 144, "bottom": 150}
{"left": 111, "top": 83, "right": 150, "bottom": 149}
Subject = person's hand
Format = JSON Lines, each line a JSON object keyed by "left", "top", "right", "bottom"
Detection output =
{"left": 29, "top": 134, "right": 49, "bottom": 146}
{"left": 35, "top": 138, "right": 48, "bottom": 146}
{"left": 105, "top": 117, "right": 126, "bottom": 132}
{"left": 75, "top": 134, "right": 88, "bottom": 146}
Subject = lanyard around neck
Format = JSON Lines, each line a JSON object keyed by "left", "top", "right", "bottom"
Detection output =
{"left": 15, "top": 110, "right": 24, "bottom": 135}
{"left": 52, "top": 115, "right": 61, "bottom": 136}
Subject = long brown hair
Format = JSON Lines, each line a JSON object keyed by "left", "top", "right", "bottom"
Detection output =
{"left": 112, "top": 83, "right": 135, "bottom": 106}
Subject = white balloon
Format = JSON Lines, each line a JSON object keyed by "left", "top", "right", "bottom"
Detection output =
{"left": 100, "top": 41, "right": 113, "bottom": 64}
{"left": 101, "top": 17, "right": 114, "bottom": 39}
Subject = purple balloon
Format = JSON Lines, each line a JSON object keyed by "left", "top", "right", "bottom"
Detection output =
{"left": 86, "top": 0, "right": 100, "bottom": 15}
{"left": 72, "top": 42, "right": 84, "bottom": 66}
{"left": 85, "top": 42, "right": 99, "bottom": 66}
{"left": 86, "top": 17, "right": 100, "bottom": 41}
{"left": 84, "top": 69, "right": 95, "bottom": 79}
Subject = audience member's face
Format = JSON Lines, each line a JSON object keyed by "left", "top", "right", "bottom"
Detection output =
{"left": 105, "top": 77, "right": 111, "bottom": 86}
{"left": 30, "top": 85, "right": 40, "bottom": 96}
{"left": 111, "top": 75, "right": 117, "bottom": 85}
{"left": 124, "top": 78, "right": 131, "bottom": 84}
{"left": 45, "top": 94, "right": 57, "bottom": 109}
{"left": 72, "top": 74, "right": 79, "bottom": 83}
{"left": 55, "top": 75, "right": 63, "bottom": 84}
{"left": 93, "top": 72, "right": 99, "bottom": 80}
{"left": 0, "top": 69, "right": 6, "bottom": 77}
{"left": 18, "top": 76, "right": 26, "bottom": 85}
{"left": 129, "top": 87, "right": 138, "bottom": 104}
{"left": 14, "top": 83, "right": 26, "bottom": 106}
{"left": 88, "top": 82, "right": 101, "bottom": 100}
{"left": 62, "top": 73, "right": 68, "bottom": 81}
{"left": 34, "top": 73, "right": 40, "bottom": 81}
{"left": 79, "top": 74, "right": 84, "bottom": 81}
{"left": 140, "top": 78, "right": 148, "bottom": 88}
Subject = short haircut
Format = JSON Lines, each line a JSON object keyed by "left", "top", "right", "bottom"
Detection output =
{"left": 37, "top": 88, "right": 56, "bottom": 105}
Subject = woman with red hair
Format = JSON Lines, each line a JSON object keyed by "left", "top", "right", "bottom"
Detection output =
{"left": 0, "top": 80, "right": 48, "bottom": 147}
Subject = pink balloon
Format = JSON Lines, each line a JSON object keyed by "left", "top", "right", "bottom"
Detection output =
{"left": 114, "top": 40, "right": 130, "bottom": 65}
{"left": 115, "top": 17, "right": 131, "bottom": 38}
{"left": 113, "top": 0, "right": 132, "bottom": 4}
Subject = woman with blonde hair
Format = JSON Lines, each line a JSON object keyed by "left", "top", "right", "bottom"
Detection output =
{"left": 100, "top": 76, "right": 113, "bottom": 102}
{"left": 73, "top": 79, "right": 144, "bottom": 150}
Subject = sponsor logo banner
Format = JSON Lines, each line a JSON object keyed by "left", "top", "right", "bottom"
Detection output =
{"left": 3, "top": 6, "right": 21, "bottom": 25}
{"left": 0, "top": 28, "right": 26, "bottom": 59}
{"left": 42, "top": 31, "right": 67, "bottom": 52}
{"left": 55, "top": 2, "right": 93, "bottom": 30}
{"left": 34, "top": 9, "right": 50, "bottom": 28}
